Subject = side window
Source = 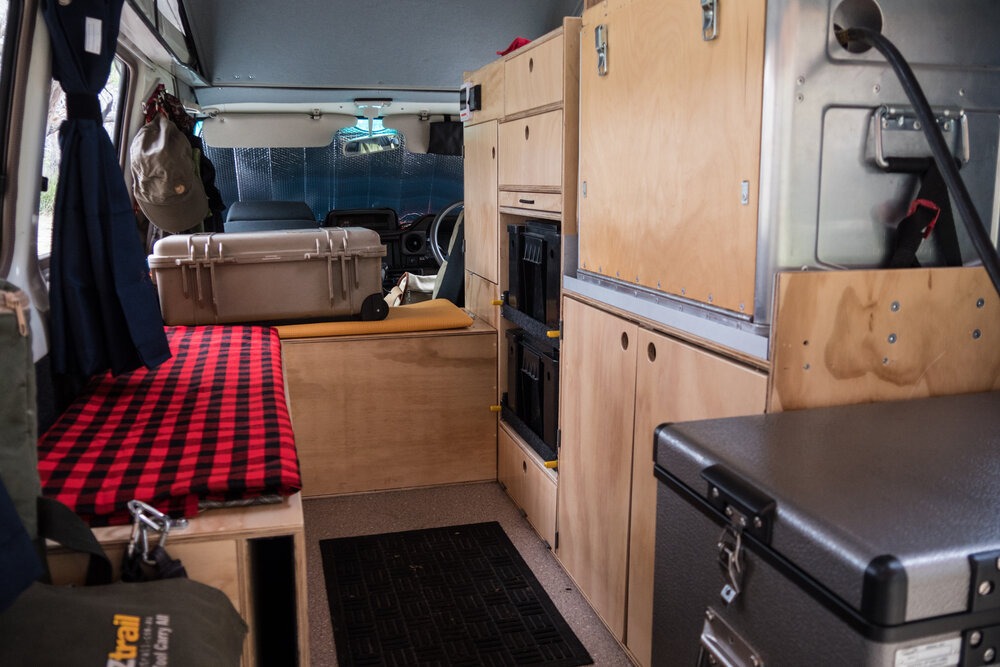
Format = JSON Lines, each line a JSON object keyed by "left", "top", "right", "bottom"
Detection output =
{"left": 0, "top": 0, "right": 24, "bottom": 241}
{"left": 37, "top": 57, "right": 127, "bottom": 260}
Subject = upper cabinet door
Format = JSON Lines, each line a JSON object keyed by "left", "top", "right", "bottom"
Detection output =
{"left": 498, "top": 110, "right": 564, "bottom": 191}
{"left": 504, "top": 33, "right": 565, "bottom": 117}
{"left": 464, "top": 120, "right": 500, "bottom": 284}
{"left": 578, "top": 0, "right": 766, "bottom": 317}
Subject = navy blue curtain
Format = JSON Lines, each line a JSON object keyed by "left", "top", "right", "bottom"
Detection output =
{"left": 43, "top": 0, "right": 169, "bottom": 378}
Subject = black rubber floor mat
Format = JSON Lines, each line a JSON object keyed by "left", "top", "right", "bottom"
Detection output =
{"left": 320, "top": 522, "right": 594, "bottom": 667}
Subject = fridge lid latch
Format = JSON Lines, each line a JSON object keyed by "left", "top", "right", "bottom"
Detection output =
{"left": 968, "top": 549, "right": 1000, "bottom": 613}
{"left": 718, "top": 523, "right": 745, "bottom": 604}
{"left": 702, "top": 464, "right": 776, "bottom": 545}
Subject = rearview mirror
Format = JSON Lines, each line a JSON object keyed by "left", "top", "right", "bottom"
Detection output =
{"left": 343, "top": 133, "right": 402, "bottom": 155}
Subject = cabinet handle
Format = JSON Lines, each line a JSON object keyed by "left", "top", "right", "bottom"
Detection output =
{"left": 524, "top": 125, "right": 530, "bottom": 141}
{"left": 621, "top": 332, "right": 630, "bottom": 351}
{"left": 491, "top": 146, "right": 496, "bottom": 159}
{"left": 529, "top": 57, "right": 534, "bottom": 73}
{"left": 647, "top": 342, "right": 657, "bottom": 362}
{"left": 519, "top": 198, "right": 535, "bottom": 205}
{"left": 522, "top": 460, "right": 528, "bottom": 473}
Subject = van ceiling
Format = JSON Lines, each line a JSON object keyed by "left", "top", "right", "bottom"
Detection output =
{"left": 185, "top": 0, "right": 582, "bottom": 108}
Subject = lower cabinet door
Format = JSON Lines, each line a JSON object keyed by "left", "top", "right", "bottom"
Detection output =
{"left": 556, "top": 297, "right": 637, "bottom": 639}
{"left": 626, "top": 329, "right": 767, "bottom": 666}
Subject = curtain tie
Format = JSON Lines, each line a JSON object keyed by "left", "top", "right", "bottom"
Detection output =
{"left": 66, "top": 93, "right": 102, "bottom": 122}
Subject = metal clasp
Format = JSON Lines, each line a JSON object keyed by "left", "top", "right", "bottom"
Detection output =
{"left": 873, "top": 106, "right": 970, "bottom": 170}
{"left": 717, "top": 523, "right": 744, "bottom": 604}
{"left": 126, "top": 500, "right": 188, "bottom": 565}
{"left": 595, "top": 25, "right": 608, "bottom": 77}
{"left": 701, "top": 0, "right": 718, "bottom": 41}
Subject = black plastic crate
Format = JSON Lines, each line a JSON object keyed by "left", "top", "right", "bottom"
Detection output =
{"left": 504, "top": 328, "right": 559, "bottom": 454}
{"left": 506, "top": 221, "right": 560, "bottom": 328}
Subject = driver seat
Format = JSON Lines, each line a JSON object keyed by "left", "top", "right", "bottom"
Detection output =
{"left": 431, "top": 211, "right": 465, "bottom": 306}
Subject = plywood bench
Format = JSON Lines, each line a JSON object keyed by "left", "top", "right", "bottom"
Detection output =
{"left": 281, "top": 317, "right": 498, "bottom": 496}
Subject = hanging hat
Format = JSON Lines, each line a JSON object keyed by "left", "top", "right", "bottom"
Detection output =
{"left": 130, "top": 114, "right": 209, "bottom": 233}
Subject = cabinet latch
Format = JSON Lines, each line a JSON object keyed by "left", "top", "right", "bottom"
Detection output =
{"left": 594, "top": 24, "right": 608, "bottom": 77}
{"left": 701, "top": 0, "right": 718, "bottom": 41}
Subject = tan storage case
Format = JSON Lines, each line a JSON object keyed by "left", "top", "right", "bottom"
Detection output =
{"left": 149, "top": 228, "right": 387, "bottom": 325}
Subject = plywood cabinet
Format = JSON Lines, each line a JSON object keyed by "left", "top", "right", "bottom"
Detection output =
{"left": 625, "top": 330, "right": 766, "bottom": 666}
{"left": 498, "top": 423, "right": 557, "bottom": 548}
{"left": 461, "top": 18, "right": 581, "bottom": 549}
{"left": 499, "top": 110, "right": 564, "bottom": 190}
{"left": 464, "top": 120, "right": 499, "bottom": 284}
{"left": 462, "top": 59, "right": 504, "bottom": 126}
{"left": 578, "top": 0, "right": 765, "bottom": 315}
{"left": 504, "top": 33, "right": 566, "bottom": 116}
{"left": 557, "top": 296, "right": 638, "bottom": 639}
{"left": 556, "top": 295, "right": 767, "bottom": 656}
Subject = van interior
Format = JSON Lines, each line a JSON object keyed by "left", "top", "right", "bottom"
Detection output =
{"left": 1, "top": 1, "right": 1000, "bottom": 666}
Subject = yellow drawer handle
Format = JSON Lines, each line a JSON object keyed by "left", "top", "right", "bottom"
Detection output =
{"left": 490, "top": 405, "right": 502, "bottom": 412}
{"left": 546, "top": 330, "right": 560, "bottom": 339}
{"left": 543, "top": 460, "right": 558, "bottom": 469}
{"left": 491, "top": 299, "right": 503, "bottom": 306}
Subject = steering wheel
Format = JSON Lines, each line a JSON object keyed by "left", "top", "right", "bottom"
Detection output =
{"left": 428, "top": 201, "right": 464, "bottom": 267}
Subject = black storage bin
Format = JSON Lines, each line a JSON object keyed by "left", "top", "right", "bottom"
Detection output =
{"left": 507, "top": 221, "right": 560, "bottom": 328}
{"left": 652, "top": 392, "right": 1000, "bottom": 667}
{"left": 504, "top": 328, "right": 522, "bottom": 417}
{"left": 504, "top": 328, "right": 559, "bottom": 454}
{"left": 506, "top": 224, "right": 524, "bottom": 312}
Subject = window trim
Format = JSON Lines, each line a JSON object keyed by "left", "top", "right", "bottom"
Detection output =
{"left": 0, "top": 0, "right": 25, "bottom": 269}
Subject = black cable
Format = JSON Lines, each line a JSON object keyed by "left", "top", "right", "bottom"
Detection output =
{"left": 841, "top": 26, "right": 1000, "bottom": 298}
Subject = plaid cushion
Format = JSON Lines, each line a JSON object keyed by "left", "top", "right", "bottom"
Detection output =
{"left": 39, "top": 326, "right": 301, "bottom": 526}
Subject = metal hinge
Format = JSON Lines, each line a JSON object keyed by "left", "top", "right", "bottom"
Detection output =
{"left": 594, "top": 25, "right": 608, "bottom": 76}
{"left": 701, "top": 0, "right": 718, "bottom": 41}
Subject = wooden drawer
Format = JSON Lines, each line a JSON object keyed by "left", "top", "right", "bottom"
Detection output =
{"left": 464, "top": 270, "right": 501, "bottom": 331}
{"left": 504, "top": 33, "right": 564, "bottom": 116}
{"left": 498, "top": 110, "right": 563, "bottom": 190}
{"left": 463, "top": 59, "right": 504, "bottom": 125}
{"left": 499, "top": 191, "right": 562, "bottom": 214}
{"left": 498, "top": 423, "right": 557, "bottom": 548}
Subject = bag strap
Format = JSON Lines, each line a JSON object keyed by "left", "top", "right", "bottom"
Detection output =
{"left": 887, "top": 160, "right": 963, "bottom": 268}
{"left": 36, "top": 497, "right": 112, "bottom": 586}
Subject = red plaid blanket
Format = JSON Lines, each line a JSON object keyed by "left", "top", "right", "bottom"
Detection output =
{"left": 39, "top": 326, "right": 301, "bottom": 526}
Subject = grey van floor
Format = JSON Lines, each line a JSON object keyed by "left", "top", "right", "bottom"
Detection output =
{"left": 303, "top": 482, "right": 634, "bottom": 667}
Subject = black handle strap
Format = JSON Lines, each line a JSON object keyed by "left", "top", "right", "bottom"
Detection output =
{"left": 887, "top": 160, "right": 963, "bottom": 269}
{"left": 36, "top": 497, "right": 112, "bottom": 586}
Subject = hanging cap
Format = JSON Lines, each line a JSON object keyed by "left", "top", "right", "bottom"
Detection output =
{"left": 130, "top": 114, "right": 208, "bottom": 233}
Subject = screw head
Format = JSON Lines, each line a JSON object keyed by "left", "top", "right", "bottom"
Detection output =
{"left": 888, "top": 333, "right": 898, "bottom": 344}
{"left": 973, "top": 329, "right": 983, "bottom": 340}
{"left": 796, "top": 93, "right": 805, "bottom": 102}
{"left": 725, "top": 506, "right": 734, "bottom": 517}
{"left": 971, "top": 631, "right": 984, "bottom": 647}
{"left": 979, "top": 581, "right": 993, "bottom": 596}
{"left": 873, "top": 83, "right": 881, "bottom": 94}
{"left": 711, "top": 487, "right": 720, "bottom": 499}
{"left": 753, "top": 517, "right": 763, "bottom": 529}
{"left": 751, "top": 656, "right": 760, "bottom": 667}
{"left": 890, "top": 301, "right": 900, "bottom": 312}
{"left": 995, "top": 557, "right": 1000, "bottom": 571}
{"left": 978, "top": 298, "right": 986, "bottom": 309}
{"left": 985, "top": 647, "right": 996, "bottom": 663}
